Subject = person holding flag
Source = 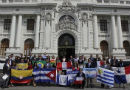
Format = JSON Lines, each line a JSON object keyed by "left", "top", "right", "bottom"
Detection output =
{"left": 75, "top": 69, "right": 86, "bottom": 88}
{"left": 85, "top": 59, "right": 94, "bottom": 88}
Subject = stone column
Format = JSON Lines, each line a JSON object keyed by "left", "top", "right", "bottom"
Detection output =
{"left": 39, "top": 18, "right": 44, "bottom": 49}
{"left": 16, "top": 15, "right": 22, "bottom": 48}
{"left": 45, "top": 21, "right": 51, "bottom": 49}
{"left": 117, "top": 15, "right": 123, "bottom": 48}
{"left": 9, "top": 15, "right": 16, "bottom": 48}
{"left": 93, "top": 14, "right": 99, "bottom": 49}
{"left": 111, "top": 15, "right": 118, "bottom": 49}
{"left": 82, "top": 21, "right": 88, "bottom": 48}
{"left": 35, "top": 15, "right": 40, "bottom": 48}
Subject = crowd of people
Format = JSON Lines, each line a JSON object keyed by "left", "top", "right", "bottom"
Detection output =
{"left": 2, "top": 53, "right": 126, "bottom": 88}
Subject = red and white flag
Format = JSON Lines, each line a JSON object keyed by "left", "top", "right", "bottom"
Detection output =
{"left": 74, "top": 77, "right": 83, "bottom": 84}
{"left": 57, "top": 62, "right": 72, "bottom": 71}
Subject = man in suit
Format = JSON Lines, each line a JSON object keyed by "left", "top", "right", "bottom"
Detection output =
{"left": 110, "top": 56, "right": 118, "bottom": 67}
{"left": 92, "top": 54, "right": 100, "bottom": 68}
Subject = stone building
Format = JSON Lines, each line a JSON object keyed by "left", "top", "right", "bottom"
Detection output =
{"left": 0, "top": 0, "right": 130, "bottom": 59}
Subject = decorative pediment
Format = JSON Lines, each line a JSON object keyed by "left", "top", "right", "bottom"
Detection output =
{"left": 58, "top": 0, "right": 77, "bottom": 13}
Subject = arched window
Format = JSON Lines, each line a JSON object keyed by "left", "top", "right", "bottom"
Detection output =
{"left": 123, "top": 41, "right": 130, "bottom": 56}
{"left": 100, "top": 41, "right": 109, "bottom": 57}
{"left": 24, "top": 39, "right": 34, "bottom": 56}
{"left": 0, "top": 39, "right": 9, "bottom": 57}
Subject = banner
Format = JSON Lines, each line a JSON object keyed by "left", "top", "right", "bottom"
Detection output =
{"left": 83, "top": 68, "right": 97, "bottom": 78}
{"left": 58, "top": 75, "right": 68, "bottom": 86}
{"left": 11, "top": 69, "right": 33, "bottom": 84}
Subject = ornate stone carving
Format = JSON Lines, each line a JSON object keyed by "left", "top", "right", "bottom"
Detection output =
{"left": 58, "top": 0, "right": 77, "bottom": 13}
{"left": 58, "top": 15, "right": 77, "bottom": 31}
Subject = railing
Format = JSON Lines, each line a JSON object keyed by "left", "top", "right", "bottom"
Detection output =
{"left": 97, "top": 0, "right": 130, "bottom": 5}
{"left": 0, "top": 0, "right": 130, "bottom": 5}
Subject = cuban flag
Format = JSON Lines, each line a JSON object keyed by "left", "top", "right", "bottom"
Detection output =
{"left": 97, "top": 67, "right": 114, "bottom": 87}
{"left": 112, "top": 65, "right": 130, "bottom": 84}
{"left": 33, "top": 68, "right": 56, "bottom": 83}
{"left": 57, "top": 62, "right": 72, "bottom": 71}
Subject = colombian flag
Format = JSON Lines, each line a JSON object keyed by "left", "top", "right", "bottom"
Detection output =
{"left": 10, "top": 69, "right": 33, "bottom": 84}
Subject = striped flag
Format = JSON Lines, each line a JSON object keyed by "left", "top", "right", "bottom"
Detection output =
{"left": 97, "top": 67, "right": 114, "bottom": 87}
{"left": 74, "top": 77, "right": 83, "bottom": 84}
{"left": 33, "top": 68, "right": 56, "bottom": 83}
{"left": 83, "top": 68, "right": 97, "bottom": 78}
{"left": 10, "top": 69, "right": 33, "bottom": 84}
{"left": 67, "top": 70, "right": 79, "bottom": 85}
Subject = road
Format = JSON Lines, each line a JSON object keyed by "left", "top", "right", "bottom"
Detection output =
{"left": 0, "top": 85, "right": 130, "bottom": 90}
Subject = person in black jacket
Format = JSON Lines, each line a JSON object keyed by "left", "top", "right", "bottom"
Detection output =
{"left": 76, "top": 69, "right": 86, "bottom": 88}
{"left": 110, "top": 56, "right": 118, "bottom": 67}
{"left": 2, "top": 60, "right": 11, "bottom": 88}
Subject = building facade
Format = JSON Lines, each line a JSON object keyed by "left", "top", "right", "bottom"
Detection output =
{"left": 0, "top": 0, "right": 130, "bottom": 59}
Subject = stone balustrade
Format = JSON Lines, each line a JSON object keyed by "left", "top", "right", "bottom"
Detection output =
{"left": 0, "top": 0, "right": 130, "bottom": 5}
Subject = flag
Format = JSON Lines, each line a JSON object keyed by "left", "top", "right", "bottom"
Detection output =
{"left": 32, "top": 60, "right": 46, "bottom": 68}
{"left": 10, "top": 69, "right": 33, "bottom": 84}
{"left": 97, "top": 61, "right": 101, "bottom": 67}
{"left": 58, "top": 75, "right": 68, "bottom": 86}
{"left": 33, "top": 68, "right": 56, "bottom": 83}
{"left": 57, "top": 62, "right": 72, "bottom": 71}
{"left": 67, "top": 70, "right": 79, "bottom": 85}
{"left": 74, "top": 77, "right": 83, "bottom": 84}
{"left": 16, "top": 63, "right": 28, "bottom": 70}
{"left": 97, "top": 61, "right": 104, "bottom": 67}
{"left": 83, "top": 68, "right": 97, "bottom": 78}
{"left": 112, "top": 65, "right": 130, "bottom": 84}
{"left": 97, "top": 67, "right": 114, "bottom": 87}
{"left": 50, "top": 59, "right": 56, "bottom": 66}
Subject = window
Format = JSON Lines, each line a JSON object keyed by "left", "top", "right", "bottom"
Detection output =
{"left": 27, "top": 19, "right": 35, "bottom": 30}
{"left": 126, "top": 1, "right": 130, "bottom": 4}
{"left": 2, "top": 0, "right": 6, "bottom": 3}
{"left": 120, "top": 1, "right": 124, "bottom": 4}
{"left": 100, "top": 20, "right": 107, "bottom": 32}
{"left": 104, "top": 0, "right": 109, "bottom": 3}
{"left": 111, "top": 0, "right": 118, "bottom": 3}
{"left": 97, "top": 0, "right": 102, "bottom": 3}
{"left": 121, "top": 20, "right": 129, "bottom": 32}
{"left": 4, "top": 19, "right": 11, "bottom": 31}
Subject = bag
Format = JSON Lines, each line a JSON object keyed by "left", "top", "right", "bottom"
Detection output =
{"left": 0, "top": 74, "right": 8, "bottom": 88}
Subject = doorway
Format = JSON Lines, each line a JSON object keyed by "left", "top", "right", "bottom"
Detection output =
{"left": 58, "top": 33, "right": 75, "bottom": 60}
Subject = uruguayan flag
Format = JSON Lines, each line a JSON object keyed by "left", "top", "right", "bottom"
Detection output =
{"left": 97, "top": 67, "right": 114, "bottom": 87}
